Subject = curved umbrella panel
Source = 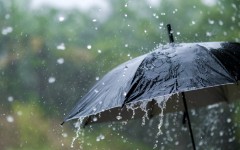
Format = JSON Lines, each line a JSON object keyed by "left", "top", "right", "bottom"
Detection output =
{"left": 63, "top": 42, "right": 240, "bottom": 124}
{"left": 210, "top": 42, "right": 240, "bottom": 80}
{"left": 125, "top": 42, "right": 239, "bottom": 104}
{"left": 63, "top": 53, "right": 148, "bottom": 122}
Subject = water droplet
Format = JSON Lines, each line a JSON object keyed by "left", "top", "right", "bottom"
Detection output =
{"left": 116, "top": 116, "right": 122, "bottom": 120}
{"left": 191, "top": 21, "right": 196, "bottom": 25}
{"left": 62, "top": 133, "right": 68, "bottom": 137}
{"left": 93, "top": 117, "right": 98, "bottom": 122}
{"left": 124, "top": 14, "right": 128, "bottom": 17}
{"left": 92, "top": 19, "right": 97, "bottom": 22}
{"left": 124, "top": 3, "right": 128, "bottom": 7}
{"left": 87, "top": 45, "right": 92, "bottom": 49}
{"left": 123, "top": 92, "right": 127, "bottom": 96}
{"left": 58, "top": 16, "right": 65, "bottom": 22}
{"left": 57, "top": 58, "right": 64, "bottom": 64}
{"left": 6, "top": 115, "right": 14, "bottom": 123}
{"left": 48, "top": 77, "right": 56, "bottom": 83}
{"left": 93, "top": 107, "right": 97, "bottom": 112}
{"left": 219, "top": 131, "right": 224, "bottom": 136}
{"left": 94, "top": 89, "right": 99, "bottom": 93}
{"left": 218, "top": 20, "right": 223, "bottom": 26}
{"left": 57, "top": 43, "right": 65, "bottom": 50}
{"left": 17, "top": 111, "right": 22, "bottom": 116}
{"left": 96, "top": 77, "right": 99, "bottom": 81}
{"left": 96, "top": 134, "right": 105, "bottom": 141}
{"left": 206, "top": 32, "right": 212, "bottom": 37}
{"left": 227, "top": 118, "right": 231, "bottom": 123}
{"left": 125, "top": 44, "right": 128, "bottom": 47}
{"left": 8, "top": 96, "right": 14, "bottom": 102}
{"left": 161, "top": 13, "right": 165, "bottom": 15}
{"left": 223, "top": 31, "right": 227, "bottom": 36}
{"left": 2, "top": 26, "right": 13, "bottom": 35}
{"left": 144, "top": 30, "right": 147, "bottom": 33}
{"left": 208, "top": 19, "right": 215, "bottom": 24}
{"left": 5, "top": 14, "right": 10, "bottom": 19}
{"left": 176, "top": 32, "right": 180, "bottom": 35}
{"left": 97, "top": 50, "right": 102, "bottom": 53}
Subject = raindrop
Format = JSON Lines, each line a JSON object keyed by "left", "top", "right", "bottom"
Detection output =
{"left": 5, "top": 14, "right": 10, "bottom": 19}
{"left": 94, "top": 89, "right": 99, "bottom": 93}
{"left": 176, "top": 32, "right": 180, "bottom": 35}
{"left": 93, "top": 117, "right": 98, "bottom": 122}
{"left": 227, "top": 118, "right": 231, "bottom": 123}
{"left": 124, "top": 14, "right": 128, "bottom": 17}
{"left": 97, "top": 50, "right": 102, "bottom": 53}
{"left": 62, "top": 133, "right": 68, "bottom": 138}
{"left": 92, "top": 107, "right": 97, "bottom": 112}
{"left": 125, "top": 44, "right": 128, "bottom": 48}
{"left": 127, "top": 54, "right": 130, "bottom": 57}
{"left": 116, "top": 116, "right": 122, "bottom": 120}
{"left": 58, "top": 16, "right": 65, "bottom": 22}
{"left": 228, "top": 137, "right": 235, "bottom": 143}
{"left": 218, "top": 20, "right": 223, "bottom": 26}
{"left": 57, "top": 43, "right": 65, "bottom": 50}
{"left": 231, "top": 3, "right": 237, "bottom": 9}
{"left": 144, "top": 30, "right": 147, "bottom": 33}
{"left": 219, "top": 131, "right": 224, "bottom": 136}
{"left": 2, "top": 26, "right": 13, "bottom": 35}
{"left": 57, "top": 58, "right": 64, "bottom": 64}
{"left": 124, "top": 3, "right": 128, "bottom": 7}
{"left": 123, "top": 92, "right": 127, "bottom": 96}
{"left": 206, "top": 32, "right": 212, "bottom": 37}
{"left": 96, "top": 134, "right": 105, "bottom": 142}
{"left": 191, "top": 21, "right": 196, "bottom": 25}
{"left": 95, "top": 77, "right": 99, "bottom": 81}
{"left": 161, "top": 13, "right": 166, "bottom": 15}
{"left": 231, "top": 16, "right": 236, "bottom": 22}
{"left": 17, "top": 111, "right": 22, "bottom": 116}
{"left": 48, "top": 77, "right": 56, "bottom": 83}
{"left": 6, "top": 115, "right": 14, "bottom": 123}
{"left": 92, "top": 19, "right": 97, "bottom": 22}
{"left": 87, "top": 45, "right": 92, "bottom": 50}
{"left": 8, "top": 96, "right": 14, "bottom": 102}
{"left": 208, "top": 19, "right": 215, "bottom": 24}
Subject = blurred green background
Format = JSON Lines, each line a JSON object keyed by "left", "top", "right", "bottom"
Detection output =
{"left": 0, "top": 0, "right": 240, "bottom": 149}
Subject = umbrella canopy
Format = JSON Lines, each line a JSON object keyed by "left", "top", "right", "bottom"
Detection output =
{"left": 62, "top": 42, "right": 240, "bottom": 125}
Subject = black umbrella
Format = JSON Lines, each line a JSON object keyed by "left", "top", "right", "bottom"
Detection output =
{"left": 62, "top": 25, "right": 240, "bottom": 150}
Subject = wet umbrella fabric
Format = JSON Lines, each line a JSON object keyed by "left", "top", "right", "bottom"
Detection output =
{"left": 62, "top": 42, "right": 240, "bottom": 125}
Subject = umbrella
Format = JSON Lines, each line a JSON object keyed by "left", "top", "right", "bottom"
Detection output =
{"left": 62, "top": 24, "right": 240, "bottom": 150}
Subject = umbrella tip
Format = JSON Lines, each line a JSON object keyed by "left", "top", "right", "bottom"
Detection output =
{"left": 60, "top": 121, "right": 65, "bottom": 126}
{"left": 167, "top": 24, "right": 174, "bottom": 43}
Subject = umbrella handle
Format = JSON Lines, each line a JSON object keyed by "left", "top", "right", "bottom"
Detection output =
{"left": 167, "top": 24, "right": 174, "bottom": 43}
{"left": 182, "top": 92, "right": 196, "bottom": 150}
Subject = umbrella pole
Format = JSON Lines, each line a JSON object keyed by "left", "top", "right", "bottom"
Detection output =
{"left": 182, "top": 92, "right": 196, "bottom": 150}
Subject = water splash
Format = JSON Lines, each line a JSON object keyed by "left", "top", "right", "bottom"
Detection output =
{"left": 126, "top": 103, "right": 138, "bottom": 119}
{"left": 71, "top": 117, "right": 85, "bottom": 148}
{"left": 155, "top": 95, "right": 170, "bottom": 136}
{"left": 139, "top": 101, "right": 149, "bottom": 126}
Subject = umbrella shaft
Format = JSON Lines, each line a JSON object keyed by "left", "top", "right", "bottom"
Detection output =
{"left": 182, "top": 92, "right": 196, "bottom": 150}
